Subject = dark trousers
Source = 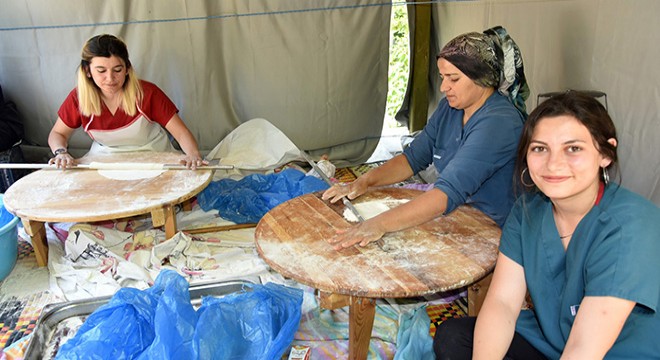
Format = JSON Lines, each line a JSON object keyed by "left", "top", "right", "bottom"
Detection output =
{"left": 433, "top": 317, "right": 548, "bottom": 360}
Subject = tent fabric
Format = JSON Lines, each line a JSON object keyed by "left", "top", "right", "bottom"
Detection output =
{"left": 1, "top": 0, "right": 659, "bottom": 204}
{"left": 401, "top": 0, "right": 660, "bottom": 205}
{"left": 0, "top": 0, "right": 390, "bottom": 166}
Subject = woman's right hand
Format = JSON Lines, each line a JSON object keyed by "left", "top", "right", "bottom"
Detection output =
{"left": 48, "top": 152, "right": 76, "bottom": 169}
{"left": 322, "top": 177, "right": 368, "bottom": 203}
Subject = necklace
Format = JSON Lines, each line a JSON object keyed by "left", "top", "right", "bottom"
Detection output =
{"left": 559, "top": 233, "right": 573, "bottom": 239}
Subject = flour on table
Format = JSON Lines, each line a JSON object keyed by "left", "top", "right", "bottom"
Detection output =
{"left": 343, "top": 198, "right": 410, "bottom": 222}
{"left": 97, "top": 169, "right": 166, "bottom": 180}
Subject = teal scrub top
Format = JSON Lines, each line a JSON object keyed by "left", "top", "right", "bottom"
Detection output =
{"left": 500, "top": 183, "right": 660, "bottom": 359}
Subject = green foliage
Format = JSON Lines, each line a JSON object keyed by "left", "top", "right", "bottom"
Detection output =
{"left": 385, "top": 5, "right": 409, "bottom": 128}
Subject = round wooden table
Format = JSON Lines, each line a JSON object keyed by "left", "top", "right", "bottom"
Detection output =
{"left": 3, "top": 151, "right": 213, "bottom": 267}
{"left": 255, "top": 187, "right": 502, "bottom": 359}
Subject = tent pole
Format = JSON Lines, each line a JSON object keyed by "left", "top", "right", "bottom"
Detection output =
{"left": 408, "top": 1, "right": 431, "bottom": 133}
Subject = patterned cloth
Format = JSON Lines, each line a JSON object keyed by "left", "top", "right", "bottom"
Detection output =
{"left": 438, "top": 26, "right": 530, "bottom": 116}
{"left": 427, "top": 301, "right": 467, "bottom": 339}
{"left": 0, "top": 240, "right": 61, "bottom": 352}
{"left": 0, "top": 293, "right": 39, "bottom": 350}
{"left": 484, "top": 25, "right": 531, "bottom": 115}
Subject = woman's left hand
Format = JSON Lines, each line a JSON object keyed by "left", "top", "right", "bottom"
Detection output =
{"left": 180, "top": 155, "right": 209, "bottom": 170}
{"left": 327, "top": 219, "right": 385, "bottom": 250}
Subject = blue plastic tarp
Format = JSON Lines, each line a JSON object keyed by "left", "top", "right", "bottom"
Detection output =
{"left": 197, "top": 169, "right": 329, "bottom": 224}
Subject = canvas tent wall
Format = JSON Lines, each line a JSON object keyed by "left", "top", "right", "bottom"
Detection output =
{"left": 418, "top": 0, "right": 660, "bottom": 205}
{"left": 0, "top": 0, "right": 391, "bottom": 165}
{"left": 1, "top": 0, "right": 659, "bottom": 205}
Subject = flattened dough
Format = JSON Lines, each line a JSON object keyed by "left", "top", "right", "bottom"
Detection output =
{"left": 97, "top": 169, "right": 166, "bottom": 180}
{"left": 343, "top": 198, "right": 410, "bottom": 222}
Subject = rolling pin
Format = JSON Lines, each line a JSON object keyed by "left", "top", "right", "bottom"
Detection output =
{"left": 0, "top": 162, "right": 234, "bottom": 170}
{"left": 300, "top": 151, "right": 365, "bottom": 222}
{"left": 300, "top": 151, "right": 390, "bottom": 251}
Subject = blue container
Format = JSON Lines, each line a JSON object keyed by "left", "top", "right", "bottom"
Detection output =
{"left": 0, "top": 194, "right": 19, "bottom": 282}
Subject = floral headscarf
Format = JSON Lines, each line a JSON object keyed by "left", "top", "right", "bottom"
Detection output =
{"left": 438, "top": 26, "right": 530, "bottom": 116}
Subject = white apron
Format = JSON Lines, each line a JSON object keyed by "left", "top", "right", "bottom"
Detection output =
{"left": 85, "top": 105, "right": 174, "bottom": 155}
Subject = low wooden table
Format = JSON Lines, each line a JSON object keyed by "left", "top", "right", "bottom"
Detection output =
{"left": 3, "top": 151, "right": 213, "bottom": 267}
{"left": 255, "top": 188, "right": 501, "bottom": 359}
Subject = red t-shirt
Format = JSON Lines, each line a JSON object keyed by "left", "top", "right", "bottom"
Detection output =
{"left": 57, "top": 80, "right": 178, "bottom": 131}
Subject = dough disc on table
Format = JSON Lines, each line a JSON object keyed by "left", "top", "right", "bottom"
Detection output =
{"left": 343, "top": 198, "right": 410, "bottom": 222}
{"left": 97, "top": 169, "right": 166, "bottom": 180}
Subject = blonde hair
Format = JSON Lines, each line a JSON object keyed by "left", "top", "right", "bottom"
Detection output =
{"left": 76, "top": 34, "right": 143, "bottom": 117}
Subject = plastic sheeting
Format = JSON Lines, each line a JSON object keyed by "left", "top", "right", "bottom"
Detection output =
{"left": 197, "top": 168, "right": 329, "bottom": 224}
{"left": 206, "top": 118, "right": 304, "bottom": 174}
{"left": 55, "top": 270, "right": 304, "bottom": 360}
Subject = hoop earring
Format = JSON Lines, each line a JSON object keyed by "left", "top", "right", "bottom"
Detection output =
{"left": 521, "top": 168, "right": 535, "bottom": 187}
{"left": 602, "top": 167, "right": 610, "bottom": 185}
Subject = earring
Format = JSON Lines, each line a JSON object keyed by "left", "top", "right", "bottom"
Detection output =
{"left": 602, "top": 167, "right": 610, "bottom": 185}
{"left": 521, "top": 168, "right": 535, "bottom": 187}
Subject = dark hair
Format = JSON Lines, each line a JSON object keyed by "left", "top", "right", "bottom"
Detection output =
{"left": 515, "top": 91, "right": 618, "bottom": 191}
{"left": 80, "top": 34, "right": 132, "bottom": 72}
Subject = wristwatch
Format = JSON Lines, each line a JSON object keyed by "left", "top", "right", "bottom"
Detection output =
{"left": 53, "top": 148, "right": 68, "bottom": 156}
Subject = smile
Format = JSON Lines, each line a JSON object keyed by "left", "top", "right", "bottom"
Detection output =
{"left": 542, "top": 176, "right": 570, "bottom": 183}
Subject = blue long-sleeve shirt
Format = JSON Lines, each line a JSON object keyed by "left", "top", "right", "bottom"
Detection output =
{"left": 402, "top": 92, "right": 524, "bottom": 227}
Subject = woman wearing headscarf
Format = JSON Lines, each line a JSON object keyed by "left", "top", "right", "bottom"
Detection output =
{"left": 322, "top": 26, "right": 529, "bottom": 249}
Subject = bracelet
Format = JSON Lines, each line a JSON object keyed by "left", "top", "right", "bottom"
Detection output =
{"left": 53, "top": 148, "right": 68, "bottom": 156}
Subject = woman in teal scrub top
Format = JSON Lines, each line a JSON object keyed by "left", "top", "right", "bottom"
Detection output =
{"left": 434, "top": 91, "right": 660, "bottom": 359}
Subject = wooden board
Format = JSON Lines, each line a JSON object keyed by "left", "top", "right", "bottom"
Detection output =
{"left": 255, "top": 187, "right": 502, "bottom": 299}
{"left": 3, "top": 152, "right": 213, "bottom": 223}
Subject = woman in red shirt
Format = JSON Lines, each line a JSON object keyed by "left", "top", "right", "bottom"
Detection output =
{"left": 48, "top": 34, "right": 206, "bottom": 169}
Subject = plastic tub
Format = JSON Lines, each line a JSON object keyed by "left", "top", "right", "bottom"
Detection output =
{"left": 0, "top": 193, "right": 20, "bottom": 282}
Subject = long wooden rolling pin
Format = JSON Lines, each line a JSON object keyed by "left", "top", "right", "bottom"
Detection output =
{"left": 0, "top": 162, "right": 234, "bottom": 170}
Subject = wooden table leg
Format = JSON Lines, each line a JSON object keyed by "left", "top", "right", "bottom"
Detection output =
{"left": 181, "top": 199, "right": 193, "bottom": 212}
{"left": 318, "top": 291, "right": 350, "bottom": 310}
{"left": 349, "top": 296, "right": 376, "bottom": 360}
{"left": 21, "top": 218, "right": 48, "bottom": 267}
{"left": 468, "top": 272, "right": 493, "bottom": 316}
{"left": 151, "top": 204, "right": 177, "bottom": 239}
{"left": 163, "top": 205, "right": 177, "bottom": 239}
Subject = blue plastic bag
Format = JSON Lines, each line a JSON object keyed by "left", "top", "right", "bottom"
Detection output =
{"left": 393, "top": 305, "right": 434, "bottom": 360}
{"left": 197, "top": 168, "right": 328, "bottom": 223}
{"left": 55, "top": 271, "right": 304, "bottom": 360}
{"left": 56, "top": 270, "right": 194, "bottom": 360}
{"left": 193, "top": 282, "right": 304, "bottom": 360}
{"left": 136, "top": 273, "right": 198, "bottom": 360}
